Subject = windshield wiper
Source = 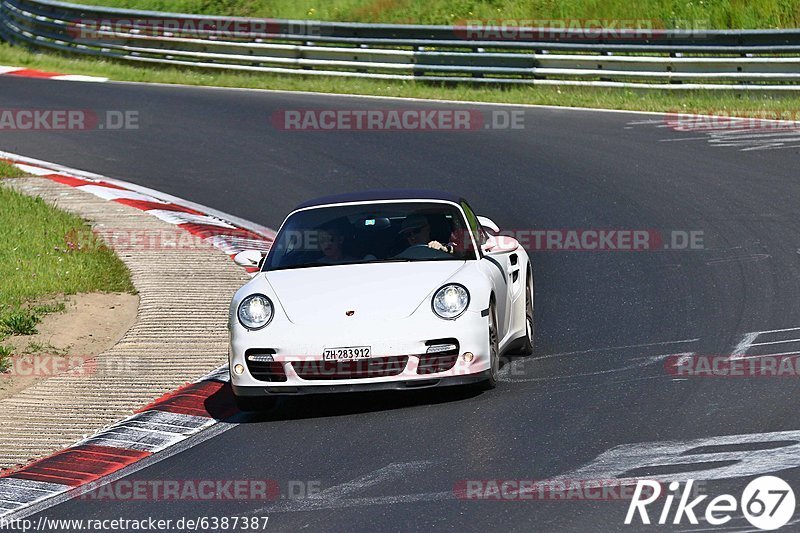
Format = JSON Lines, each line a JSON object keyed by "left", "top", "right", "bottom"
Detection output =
{"left": 363, "top": 258, "right": 414, "bottom": 263}
{"left": 265, "top": 262, "right": 324, "bottom": 271}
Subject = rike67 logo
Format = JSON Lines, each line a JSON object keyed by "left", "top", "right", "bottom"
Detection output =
{"left": 625, "top": 476, "right": 795, "bottom": 530}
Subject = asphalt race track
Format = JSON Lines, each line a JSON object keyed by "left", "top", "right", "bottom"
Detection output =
{"left": 2, "top": 77, "right": 800, "bottom": 531}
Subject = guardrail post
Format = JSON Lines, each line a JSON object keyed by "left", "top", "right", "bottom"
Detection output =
{"left": 0, "top": 0, "right": 8, "bottom": 43}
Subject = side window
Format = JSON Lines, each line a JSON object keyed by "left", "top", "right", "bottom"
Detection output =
{"left": 460, "top": 201, "right": 487, "bottom": 248}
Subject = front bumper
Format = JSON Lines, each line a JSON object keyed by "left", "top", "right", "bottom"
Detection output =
{"left": 229, "top": 308, "right": 490, "bottom": 395}
{"left": 232, "top": 371, "right": 490, "bottom": 396}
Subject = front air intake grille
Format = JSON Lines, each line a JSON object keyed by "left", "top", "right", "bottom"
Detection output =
{"left": 292, "top": 356, "right": 408, "bottom": 380}
{"left": 418, "top": 338, "right": 460, "bottom": 374}
{"left": 245, "top": 349, "right": 287, "bottom": 382}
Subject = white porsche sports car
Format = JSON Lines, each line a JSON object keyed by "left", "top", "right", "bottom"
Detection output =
{"left": 229, "top": 190, "right": 534, "bottom": 410}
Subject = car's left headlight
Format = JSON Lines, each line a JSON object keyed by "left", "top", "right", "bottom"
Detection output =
{"left": 432, "top": 284, "right": 470, "bottom": 319}
{"left": 238, "top": 294, "right": 274, "bottom": 330}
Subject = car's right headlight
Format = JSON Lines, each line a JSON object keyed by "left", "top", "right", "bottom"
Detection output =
{"left": 432, "top": 284, "right": 470, "bottom": 320}
{"left": 238, "top": 294, "right": 274, "bottom": 330}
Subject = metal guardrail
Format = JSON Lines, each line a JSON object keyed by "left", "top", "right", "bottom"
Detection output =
{"left": 1, "top": 0, "right": 800, "bottom": 90}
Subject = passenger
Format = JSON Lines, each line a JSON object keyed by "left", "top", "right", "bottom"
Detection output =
{"left": 317, "top": 226, "right": 357, "bottom": 264}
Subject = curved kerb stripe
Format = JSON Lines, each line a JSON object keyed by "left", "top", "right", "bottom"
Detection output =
{"left": 0, "top": 65, "right": 108, "bottom": 82}
{"left": 0, "top": 156, "right": 274, "bottom": 273}
{"left": 0, "top": 370, "right": 234, "bottom": 517}
{"left": 0, "top": 152, "right": 272, "bottom": 518}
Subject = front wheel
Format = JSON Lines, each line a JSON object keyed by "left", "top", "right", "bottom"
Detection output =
{"left": 479, "top": 301, "right": 500, "bottom": 390}
{"left": 519, "top": 269, "right": 535, "bottom": 356}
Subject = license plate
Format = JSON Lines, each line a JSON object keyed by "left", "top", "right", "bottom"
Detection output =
{"left": 322, "top": 346, "right": 372, "bottom": 361}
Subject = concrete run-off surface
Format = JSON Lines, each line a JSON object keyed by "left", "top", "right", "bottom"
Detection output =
{"left": 0, "top": 177, "right": 249, "bottom": 471}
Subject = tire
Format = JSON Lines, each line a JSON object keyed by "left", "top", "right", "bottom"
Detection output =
{"left": 519, "top": 268, "right": 535, "bottom": 356}
{"left": 234, "top": 394, "right": 276, "bottom": 412}
{"left": 480, "top": 301, "right": 500, "bottom": 390}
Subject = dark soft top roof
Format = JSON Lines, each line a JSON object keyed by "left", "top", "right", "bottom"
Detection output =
{"left": 293, "top": 189, "right": 464, "bottom": 211}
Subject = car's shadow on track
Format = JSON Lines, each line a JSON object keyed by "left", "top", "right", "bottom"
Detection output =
{"left": 206, "top": 354, "right": 528, "bottom": 424}
{"left": 229, "top": 385, "right": 485, "bottom": 423}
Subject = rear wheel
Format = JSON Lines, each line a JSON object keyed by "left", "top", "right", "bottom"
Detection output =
{"left": 480, "top": 301, "right": 500, "bottom": 390}
{"left": 234, "top": 395, "right": 276, "bottom": 412}
{"left": 519, "top": 269, "right": 535, "bottom": 356}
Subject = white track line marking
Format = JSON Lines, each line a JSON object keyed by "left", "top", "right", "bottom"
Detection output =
{"left": 550, "top": 375, "right": 669, "bottom": 394}
{"left": 737, "top": 351, "right": 800, "bottom": 360}
{"left": 543, "top": 429, "right": 800, "bottom": 485}
{"left": 706, "top": 254, "right": 771, "bottom": 265}
{"left": 536, "top": 338, "right": 699, "bottom": 361}
{"left": 658, "top": 136, "right": 714, "bottom": 142}
{"left": 500, "top": 353, "right": 674, "bottom": 383}
{"left": 730, "top": 328, "right": 800, "bottom": 359}
{"left": 50, "top": 75, "right": 108, "bottom": 82}
{"left": 708, "top": 130, "right": 800, "bottom": 140}
{"left": 749, "top": 338, "right": 800, "bottom": 346}
{"left": 258, "top": 490, "right": 455, "bottom": 513}
{"left": 317, "top": 461, "right": 435, "bottom": 500}
{"left": 752, "top": 326, "right": 800, "bottom": 335}
{"left": 256, "top": 461, "right": 443, "bottom": 513}
{"left": 730, "top": 332, "right": 760, "bottom": 359}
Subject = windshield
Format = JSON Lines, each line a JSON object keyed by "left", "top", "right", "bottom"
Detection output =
{"left": 263, "top": 201, "right": 477, "bottom": 271}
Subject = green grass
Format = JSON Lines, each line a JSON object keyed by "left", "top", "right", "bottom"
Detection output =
{"left": 23, "top": 341, "right": 69, "bottom": 355}
{"left": 0, "top": 304, "right": 66, "bottom": 337}
{"left": 0, "top": 345, "right": 11, "bottom": 372}
{"left": 1, "top": 312, "right": 39, "bottom": 336}
{"left": 73, "top": 0, "right": 800, "bottom": 29}
{"left": 2, "top": 42, "right": 800, "bottom": 117}
{"left": 0, "top": 165, "right": 136, "bottom": 338}
{"left": 0, "top": 161, "right": 26, "bottom": 179}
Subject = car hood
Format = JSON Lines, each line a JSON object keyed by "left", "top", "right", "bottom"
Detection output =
{"left": 264, "top": 261, "right": 467, "bottom": 324}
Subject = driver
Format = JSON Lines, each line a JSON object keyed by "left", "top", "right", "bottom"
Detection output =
{"left": 398, "top": 214, "right": 455, "bottom": 253}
